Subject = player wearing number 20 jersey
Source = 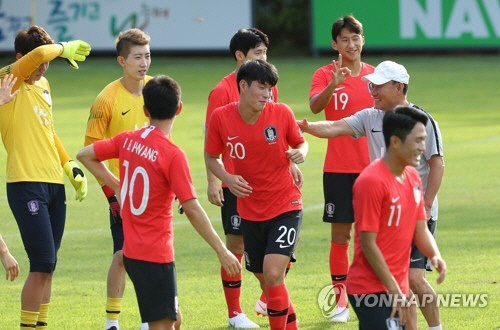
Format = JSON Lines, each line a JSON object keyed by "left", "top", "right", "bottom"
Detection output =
{"left": 93, "top": 126, "right": 196, "bottom": 263}
{"left": 206, "top": 101, "right": 305, "bottom": 221}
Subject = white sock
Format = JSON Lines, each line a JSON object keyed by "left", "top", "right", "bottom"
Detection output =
{"left": 428, "top": 326, "right": 442, "bottom": 330}
{"left": 105, "top": 319, "right": 119, "bottom": 330}
{"left": 140, "top": 322, "right": 149, "bottom": 330}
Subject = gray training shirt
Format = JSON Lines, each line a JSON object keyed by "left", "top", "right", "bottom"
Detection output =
{"left": 343, "top": 103, "right": 443, "bottom": 220}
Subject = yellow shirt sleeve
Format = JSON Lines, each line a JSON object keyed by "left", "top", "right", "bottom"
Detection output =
{"left": 54, "top": 133, "right": 71, "bottom": 166}
{"left": 0, "top": 44, "right": 63, "bottom": 91}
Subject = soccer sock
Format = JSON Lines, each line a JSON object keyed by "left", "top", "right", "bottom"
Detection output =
{"left": 106, "top": 297, "right": 122, "bottom": 322}
{"left": 266, "top": 283, "right": 289, "bottom": 330}
{"left": 258, "top": 291, "right": 267, "bottom": 304}
{"left": 330, "top": 241, "right": 349, "bottom": 307}
{"left": 20, "top": 310, "right": 39, "bottom": 329}
{"left": 285, "top": 301, "right": 298, "bottom": 330}
{"left": 222, "top": 253, "right": 243, "bottom": 317}
{"left": 258, "top": 260, "right": 293, "bottom": 307}
{"left": 428, "top": 326, "right": 442, "bottom": 330}
{"left": 35, "top": 303, "right": 49, "bottom": 329}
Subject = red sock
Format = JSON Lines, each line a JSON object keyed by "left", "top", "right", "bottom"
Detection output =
{"left": 330, "top": 241, "right": 349, "bottom": 307}
{"left": 260, "top": 261, "right": 293, "bottom": 306}
{"left": 222, "top": 253, "right": 243, "bottom": 317}
{"left": 285, "top": 301, "right": 298, "bottom": 330}
{"left": 267, "top": 283, "right": 289, "bottom": 330}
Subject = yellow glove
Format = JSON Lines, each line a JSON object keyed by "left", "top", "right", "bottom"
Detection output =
{"left": 63, "top": 160, "right": 87, "bottom": 202}
{"left": 59, "top": 40, "right": 91, "bottom": 69}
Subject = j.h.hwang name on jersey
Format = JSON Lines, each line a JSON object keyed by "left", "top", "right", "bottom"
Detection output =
{"left": 123, "top": 138, "right": 158, "bottom": 162}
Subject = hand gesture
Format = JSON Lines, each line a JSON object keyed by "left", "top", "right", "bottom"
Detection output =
{"left": 59, "top": 40, "right": 91, "bottom": 69}
{"left": 330, "top": 54, "right": 351, "bottom": 87}
{"left": 0, "top": 74, "right": 19, "bottom": 106}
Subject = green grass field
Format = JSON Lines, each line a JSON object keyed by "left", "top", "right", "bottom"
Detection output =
{"left": 0, "top": 54, "right": 499, "bottom": 329}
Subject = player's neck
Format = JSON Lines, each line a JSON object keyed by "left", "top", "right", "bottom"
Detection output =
{"left": 234, "top": 62, "right": 244, "bottom": 75}
{"left": 238, "top": 103, "right": 261, "bottom": 124}
{"left": 383, "top": 154, "right": 405, "bottom": 182}
{"left": 150, "top": 119, "right": 174, "bottom": 137}
{"left": 120, "top": 76, "right": 144, "bottom": 96}
{"left": 343, "top": 59, "right": 362, "bottom": 76}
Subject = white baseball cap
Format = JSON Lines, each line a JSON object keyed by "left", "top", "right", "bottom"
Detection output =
{"left": 362, "top": 61, "right": 410, "bottom": 85}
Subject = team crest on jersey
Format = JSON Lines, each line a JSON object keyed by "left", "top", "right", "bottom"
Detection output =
{"left": 325, "top": 203, "right": 335, "bottom": 217}
{"left": 230, "top": 215, "right": 241, "bottom": 229}
{"left": 27, "top": 200, "right": 39, "bottom": 215}
{"left": 264, "top": 126, "right": 278, "bottom": 142}
{"left": 414, "top": 185, "right": 421, "bottom": 204}
{"left": 42, "top": 90, "right": 52, "bottom": 105}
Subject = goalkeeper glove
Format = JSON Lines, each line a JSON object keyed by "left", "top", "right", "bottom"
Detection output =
{"left": 102, "top": 185, "right": 122, "bottom": 223}
{"left": 63, "top": 160, "right": 87, "bottom": 202}
{"left": 59, "top": 40, "right": 91, "bottom": 69}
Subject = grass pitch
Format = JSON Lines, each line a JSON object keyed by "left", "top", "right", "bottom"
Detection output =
{"left": 0, "top": 54, "right": 499, "bottom": 329}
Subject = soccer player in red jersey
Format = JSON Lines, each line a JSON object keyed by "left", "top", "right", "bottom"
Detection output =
{"left": 205, "top": 28, "right": 301, "bottom": 327}
{"left": 206, "top": 60, "right": 308, "bottom": 330}
{"left": 308, "top": 15, "right": 374, "bottom": 322}
{"left": 78, "top": 75, "right": 241, "bottom": 330}
{"left": 346, "top": 107, "right": 446, "bottom": 329}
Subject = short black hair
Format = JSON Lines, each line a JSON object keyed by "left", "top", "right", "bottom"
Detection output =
{"left": 142, "top": 75, "right": 181, "bottom": 120}
{"left": 236, "top": 60, "right": 278, "bottom": 92}
{"left": 331, "top": 15, "right": 363, "bottom": 41}
{"left": 383, "top": 106, "right": 428, "bottom": 147}
{"left": 229, "top": 28, "right": 269, "bottom": 60}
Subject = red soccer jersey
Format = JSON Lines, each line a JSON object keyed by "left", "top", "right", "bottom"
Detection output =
{"left": 205, "top": 102, "right": 304, "bottom": 221}
{"left": 205, "top": 72, "right": 278, "bottom": 186}
{"left": 94, "top": 126, "right": 197, "bottom": 263}
{"left": 309, "top": 62, "right": 374, "bottom": 173}
{"left": 347, "top": 159, "right": 426, "bottom": 296}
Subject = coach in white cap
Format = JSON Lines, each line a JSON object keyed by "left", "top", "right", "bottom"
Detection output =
{"left": 298, "top": 60, "right": 445, "bottom": 330}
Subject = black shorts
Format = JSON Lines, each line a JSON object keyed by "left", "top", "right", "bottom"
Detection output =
{"left": 221, "top": 187, "right": 241, "bottom": 235}
{"left": 410, "top": 219, "right": 437, "bottom": 271}
{"left": 123, "top": 256, "right": 178, "bottom": 323}
{"left": 7, "top": 182, "right": 66, "bottom": 273}
{"left": 241, "top": 210, "right": 302, "bottom": 273}
{"left": 109, "top": 209, "right": 124, "bottom": 254}
{"left": 322, "top": 173, "right": 360, "bottom": 223}
{"left": 348, "top": 293, "right": 405, "bottom": 330}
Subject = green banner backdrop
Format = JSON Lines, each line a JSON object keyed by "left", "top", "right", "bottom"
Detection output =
{"left": 312, "top": 0, "right": 500, "bottom": 51}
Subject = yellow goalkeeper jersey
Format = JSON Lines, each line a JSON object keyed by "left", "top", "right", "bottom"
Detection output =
{"left": 85, "top": 77, "right": 151, "bottom": 177}
{"left": 0, "top": 44, "right": 65, "bottom": 183}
